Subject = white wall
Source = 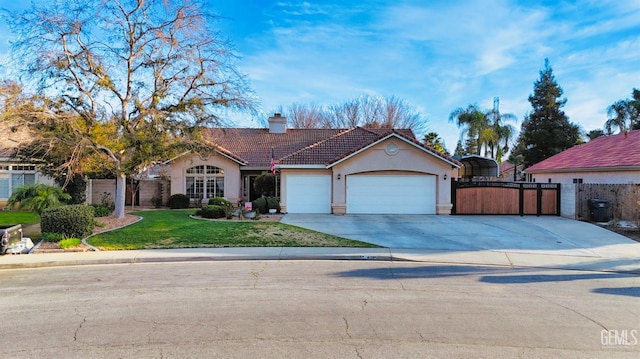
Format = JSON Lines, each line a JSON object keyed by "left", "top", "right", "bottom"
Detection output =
{"left": 560, "top": 184, "right": 576, "bottom": 219}
{"left": 531, "top": 170, "right": 640, "bottom": 184}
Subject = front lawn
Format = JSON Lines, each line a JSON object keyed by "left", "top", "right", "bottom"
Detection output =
{"left": 88, "top": 209, "right": 378, "bottom": 250}
{"left": 0, "top": 211, "right": 41, "bottom": 240}
{"left": 0, "top": 211, "right": 40, "bottom": 226}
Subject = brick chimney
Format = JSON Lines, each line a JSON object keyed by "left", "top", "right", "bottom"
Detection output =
{"left": 268, "top": 113, "right": 287, "bottom": 134}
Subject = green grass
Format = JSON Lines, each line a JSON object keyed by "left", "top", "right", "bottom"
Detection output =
{"left": 88, "top": 209, "right": 378, "bottom": 250}
{"left": 59, "top": 237, "right": 82, "bottom": 249}
{"left": 0, "top": 211, "right": 40, "bottom": 226}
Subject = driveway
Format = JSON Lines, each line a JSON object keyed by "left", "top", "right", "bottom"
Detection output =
{"left": 281, "top": 214, "right": 640, "bottom": 259}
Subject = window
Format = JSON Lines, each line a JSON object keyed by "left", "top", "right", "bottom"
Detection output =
{"left": 0, "top": 163, "right": 38, "bottom": 199}
{"left": 0, "top": 174, "right": 9, "bottom": 198}
{"left": 11, "top": 173, "right": 36, "bottom": 190}
{"left": 572, "top": 178, "right": 583, "bottom": 184}
{"left": 185, "top": 165, "right": 224, "bottom": 200}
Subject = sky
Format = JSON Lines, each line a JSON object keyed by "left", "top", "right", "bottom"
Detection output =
{"left": 1, "top": 0, "right": 640, "bottom": 153}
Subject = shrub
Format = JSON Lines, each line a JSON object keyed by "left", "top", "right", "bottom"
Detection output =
{"left": 252, "top": 196, "right": 280, "bottom": 214}
{"left": 253, "top": 173, "right": 275, "bottom": 196}
{"left": 41, "top": 205, "right": 95, "bottom": 239}
{"left": 208, "top": 197, "right": 233, "bottom": 209}
{"left": 7, "top": 183, "right": 71, "bottom": 214}
{"left": 91, "top": 204, "right": 112, "bottom": 217}
{"left": 59, "top": 175, "right": 87, "bottom": 204}
{"left": 151, "top": 195, "right": 164, "bottom": 208}
{"left": 99, "top": 192, "right": 115, "bottom": 210}
{"left": 197, "top": 205, "right": 227, "bottom": 219}
{"left": 167, "top": 193, "right": 191, "bottom": 209}
{"left": 42, "top": 232, "right": 66, "bottom": 243}
{"left": 267, "top": 197, "right": 281, "bottom": 212}
{"left": 252, "top": 197, "right": 268, "bottom": 214}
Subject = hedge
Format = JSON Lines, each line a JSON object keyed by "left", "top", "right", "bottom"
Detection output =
{"left": 167, "top": 193, "right": 191, "bottom": 209}
{"left": 41, "top": 204, "right": 95, "bottom": 239}
{"left": 196, "top": 205, "right": 227, "bottom": 219}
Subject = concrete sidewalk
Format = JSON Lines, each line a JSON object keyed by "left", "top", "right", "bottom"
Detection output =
{"left": 1, "top": 246, "right": 640, "bottom": 274}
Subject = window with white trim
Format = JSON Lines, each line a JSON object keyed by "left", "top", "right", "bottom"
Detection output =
{"left": 0, "top": 164, "right": 38, "bottom": 199}
{"left": 185, "top": 165, "right": 225, "bottom": 200}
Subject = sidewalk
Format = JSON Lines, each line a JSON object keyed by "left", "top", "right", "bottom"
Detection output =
{"left": 2, "top": 246, "right": 640, "bottom": 274}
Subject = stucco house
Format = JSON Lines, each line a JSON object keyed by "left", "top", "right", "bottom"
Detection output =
{"left": 526, "top": 130, "right": 640, "bottom": 184}
{"left": 170, "top": 114, "right": 461, "bottom": 214}
{"left": 0, "top": 120, "right": 54, "bottom": 206}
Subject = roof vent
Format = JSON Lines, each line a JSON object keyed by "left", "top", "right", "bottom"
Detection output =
{"left": 268, "top": 113, "right": 287, "bottom": 134}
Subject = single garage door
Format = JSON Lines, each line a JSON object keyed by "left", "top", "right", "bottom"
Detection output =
{"left": 286, "top": 174, "right": 332, "bottom": 213}
{"left": 347, "top": 175, "right": 436, "bottom": 214}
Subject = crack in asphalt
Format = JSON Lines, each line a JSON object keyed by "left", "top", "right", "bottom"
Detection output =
{"left": 532, "top": 293, "right": 609, "bottom": 331}
{"left": 73, "top": 309, "right": 87, "bottom": 342}
{"left": 343, "top": 317, "right": 352, "bottom": 338}
{"left": 250, "top": 262, "right": 268, "bottom": 289}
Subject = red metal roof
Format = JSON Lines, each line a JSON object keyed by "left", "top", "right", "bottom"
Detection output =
{"left": 526, "top": 130, "right": 640, "bottom": 172}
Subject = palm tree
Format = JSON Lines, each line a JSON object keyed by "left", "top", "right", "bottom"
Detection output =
{"left": 605, "top": 89, "right": 640, "bottom": 134}
{"left": 7, "top": 184, "right": 71, "bottom": 214}
{"left": 449, "top": 104, "right": 489, "bottom": 156}
{"left": 422, "top": 132, "right": 448, "bottom": 154}
{"left": 485, "top": 98, "right": 517, "bottom": 163}
{"left": 605, "top": 100, "right": 633, "bottom": 134}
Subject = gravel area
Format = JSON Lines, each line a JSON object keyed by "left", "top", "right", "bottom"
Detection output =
{"left": 93, "top": 214, "right": 141, "bottom": 234}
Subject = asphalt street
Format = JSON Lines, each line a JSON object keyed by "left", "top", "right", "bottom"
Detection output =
{"left": 1, "top": 260, "right": 638, "bottom": 358}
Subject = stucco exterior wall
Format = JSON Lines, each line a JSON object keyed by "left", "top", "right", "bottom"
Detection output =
{"left": 331, "top": 138, "right": 456, "bottom": 214}
{"left": 531, "top": 170, "right": 640, "bottom": 184}
{"left": 170, "top": 153, "right": 242, "bottom": 204}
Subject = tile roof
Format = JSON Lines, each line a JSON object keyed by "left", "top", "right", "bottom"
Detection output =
{"left": 203, "top": 126, "right": 461, "bottom": 168}
{"left": 526, "top": 130, "right": 640, "bottom": 172}
{"left": 0, "top": 120, "right": 34, "bottom": 158}
{"left": 203, "top": 128, "right": 344, "bottom": 167}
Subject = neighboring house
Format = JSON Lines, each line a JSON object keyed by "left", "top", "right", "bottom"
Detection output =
{"left": 526, "top": 130, "right": 640, "bottom": 184}
{"left": 169, "top": 114, "right": 461, "bottom": 214}
{"left": 498, "top": 161, "right": 524, "bottom": 181}
{"left": 0, "top": 120, "right": 54, "bottom": 206}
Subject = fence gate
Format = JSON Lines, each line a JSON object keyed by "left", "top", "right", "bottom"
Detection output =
{"left": 452, "top": 182, "right": 560, "bottom": 216}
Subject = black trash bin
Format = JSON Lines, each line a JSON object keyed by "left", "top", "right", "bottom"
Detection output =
{"left": 588, "top": 199, "right": 611, "bottom": 222}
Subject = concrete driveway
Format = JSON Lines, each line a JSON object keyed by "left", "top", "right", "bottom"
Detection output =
{"left": 281, "top": 214, "right": 640, "bottom": 259}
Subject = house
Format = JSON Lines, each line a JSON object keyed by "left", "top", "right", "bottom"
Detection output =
{"left": 498, "top": 160, "right": 524, "bottom": 181}
{"left": 0, "top": 120, "right": 54, "bottom": 206}
{"left": 526, "top": 130, "right": 640, "bottom": 184}
{"left": 169, "top": 114, "right": 461, "bottom": 214}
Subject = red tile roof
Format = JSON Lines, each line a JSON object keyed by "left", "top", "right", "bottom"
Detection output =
{"left": 203, "top": 128, "right": 345, "bottom": 167}
{"left": 526, "top": 130, "right": 640, "bottom": 172}
{"left": 204, "top": 127, "right": 461, "bottom": 168}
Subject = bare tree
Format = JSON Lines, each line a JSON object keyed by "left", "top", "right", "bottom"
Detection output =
{"left": 5, "top": 0, "right": 257, "bottom": 218}
{"left": 286, "top": 102, "right": 330, "bottom": 128}
{"left": 291, "top": 95, "right": 427, "bottom": 132}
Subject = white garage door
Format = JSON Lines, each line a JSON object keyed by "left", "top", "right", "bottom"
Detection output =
{"left": 347, "top": 175, "right": 436, "bottom": 214}
{"left": 286, "top": 175, "right": 332, "bottom": 213}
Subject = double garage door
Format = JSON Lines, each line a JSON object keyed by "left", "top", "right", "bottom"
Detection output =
{"left": 286, "top": 174, "right": 436, "bottom": 214}
{"left": 347, "top": 175, "right": 436, "bottom": 214}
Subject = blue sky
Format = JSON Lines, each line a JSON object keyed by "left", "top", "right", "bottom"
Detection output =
{"left": 2, "top": 0, "right": 640, "bottom": 152}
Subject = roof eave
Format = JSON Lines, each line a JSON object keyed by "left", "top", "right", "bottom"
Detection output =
{"left": 526, "top": 165, "right": 640, "bottom": 174}
{"left": 278, "top": 164, "right": 327, "bottom": 169}
{"left": 164, "top": 150, "right": 248, "bottom": 166}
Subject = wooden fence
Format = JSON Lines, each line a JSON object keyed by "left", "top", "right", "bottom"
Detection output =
{"left": 452, "top": 181, "right": 560, "bottom": 216}
{"left": 575, "top": 184, "right": 640, "bottom": 222}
